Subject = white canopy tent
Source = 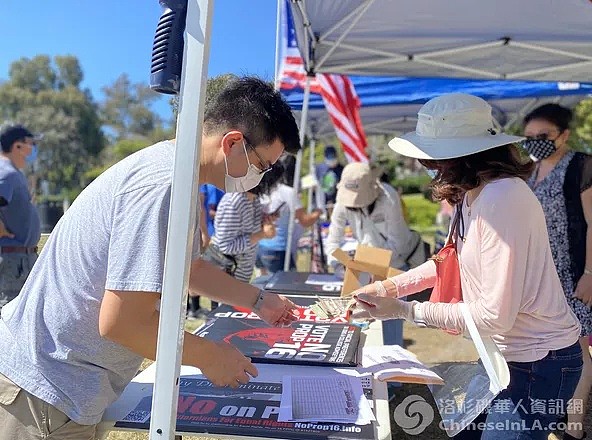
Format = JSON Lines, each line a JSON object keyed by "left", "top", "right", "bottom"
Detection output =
{"left": 280, "top": 3, "right": 592, "bottom": 431}
{"left": 281, "top": 0, "right": 592, "bottom": 270}
{"left": 288, "top": 0, "right": 592, "bottom": 81}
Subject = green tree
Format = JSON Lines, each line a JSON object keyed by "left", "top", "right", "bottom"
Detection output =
{"left": 101, "top": 73, "right": 164, "bottom": 140}
{"left": 0, "top": 55, "right": 105, "bottom": 199}
{"left": 573, "top": 98, "right": 592, "bottom": 152}
{"left": 54, "top": 55, "right": 83, "bottom": 89}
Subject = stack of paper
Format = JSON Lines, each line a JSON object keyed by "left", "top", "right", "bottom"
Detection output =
{"left": 361, "top": 345, "right": 444, "bottom": 385}
{"left": 278, "top": 374, "right": 376, "bottom": 425}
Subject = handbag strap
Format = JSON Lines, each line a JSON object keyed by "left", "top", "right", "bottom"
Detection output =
{"left": 444, "top": 205, "right": 462, "bottom": 247}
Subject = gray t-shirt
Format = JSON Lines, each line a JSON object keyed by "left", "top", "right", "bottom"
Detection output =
{"left": 0, "top": 141, "right": 200, "bottom": 425}
{"left": 0, "top": 159, "right": 40, "bottom": 247}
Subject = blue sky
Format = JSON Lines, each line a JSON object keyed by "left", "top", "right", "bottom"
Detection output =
{"left": 0, "top": 0, "right": 278, "bottom": 123}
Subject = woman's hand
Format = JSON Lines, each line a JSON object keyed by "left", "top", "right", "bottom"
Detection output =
{"left": 349, "top": 293, "right": 414, "bottom": 321}
{"left": 574, "top": 274, "right": 592, "bottom": 307}
{"left": 350, "top": 280, "right": 398, "bottom": 298}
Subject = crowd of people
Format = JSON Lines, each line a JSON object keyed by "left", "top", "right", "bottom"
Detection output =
{"left": 0, "top": 77, "right": 590, "bottom": 439}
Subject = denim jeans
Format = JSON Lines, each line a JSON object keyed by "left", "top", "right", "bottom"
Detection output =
{"left": 454, "top": 341, "right": 583, "bottom": 440}
{"left": 256, "top": 249, "right": 294, "bottom": 273}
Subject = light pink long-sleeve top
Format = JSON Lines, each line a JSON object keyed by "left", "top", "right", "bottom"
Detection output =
{"left": 392, "top": 177, "right": 580, "bottom": 363}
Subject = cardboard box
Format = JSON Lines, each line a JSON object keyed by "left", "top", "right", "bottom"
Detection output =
{"left": 332, "top": 244, "right": 403, "bottom": 297}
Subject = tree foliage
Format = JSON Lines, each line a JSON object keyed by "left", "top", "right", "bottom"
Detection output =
{"left": 100, "top": 73, "right": 164, "bottom": 140}
{"left": 573, "top": 98, "right": 592, "bottom": 153}
{"left": 0, "top": 55, "right": 105, "bottom": 199}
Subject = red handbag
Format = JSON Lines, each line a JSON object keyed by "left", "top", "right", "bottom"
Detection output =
{"left": 430, "top": 208, "right": 462, "bottom": 304}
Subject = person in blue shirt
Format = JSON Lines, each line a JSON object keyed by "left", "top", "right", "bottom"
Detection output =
{"left": 315, "top": 145, "right": 344, "bottom": 208}
{"left": 0, "top": 124, "right": 41, "bottom": 310}
{"left": 201, "top": 183, "right": 225, "bottom": 237}
{"left": 188, "top": 184, "right": 226, "bottom": 319}
{"left": 257, "top": 155, "right": 322, "bottom": 274}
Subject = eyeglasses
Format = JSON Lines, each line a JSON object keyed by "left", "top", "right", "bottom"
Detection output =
{"left": 244, "top": 138, "right": 273, "bottom": 174}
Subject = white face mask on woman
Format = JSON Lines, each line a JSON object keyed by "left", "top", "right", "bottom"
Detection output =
{"left": 224, "top": 140, "right": 265, "bottom": 192}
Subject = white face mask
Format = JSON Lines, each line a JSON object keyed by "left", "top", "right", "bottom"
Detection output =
{"left": 325, "top": 158, "right": 338, "bottom": 167}
{"left": 426, "top": 169, "right": 437, "bottom": 179}
{"left": 224, "top": 140, "right": 265, "bottom": 193}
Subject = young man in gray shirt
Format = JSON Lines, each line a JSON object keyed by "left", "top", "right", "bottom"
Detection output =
{"left": 0, "top": 77, "right": 301, "bottom": 439}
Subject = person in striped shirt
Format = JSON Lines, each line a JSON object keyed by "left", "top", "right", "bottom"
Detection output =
{"left": 204, "top": 163, "right": 285, "bottom": 284}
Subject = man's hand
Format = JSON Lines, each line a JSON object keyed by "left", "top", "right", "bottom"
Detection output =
{"left": 197, "top": 339, "right": 258, "bottom": 388}
{"left": 574, "top": 274, "right": 592, "bottom": 307}
{"left": 261, "top": 223, "right": 276, "bottom": 239}
{"left": 0, "top": 220, "right": 14, "bottom": 239}
{"left": 256, "top": 292, "right": 299, "bottom": 327}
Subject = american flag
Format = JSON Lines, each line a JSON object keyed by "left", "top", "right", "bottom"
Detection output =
{"left": 276, "top": 0, "right": 368, "bottom": 163}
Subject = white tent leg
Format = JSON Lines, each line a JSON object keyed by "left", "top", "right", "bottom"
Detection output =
{"left": 284, "top": 77, "right": 311, "bottom": 272}
{"left": 306, "top": 136, "right": 316, "bottom": 273}
{"left": 148, "top": 0, "right": 213, "bottom": 438}
{"left": 307, "top": 137, "right": 316, "bottom": 213}
{"left": 274, "top": 0, "right": 282, "bottom": 83}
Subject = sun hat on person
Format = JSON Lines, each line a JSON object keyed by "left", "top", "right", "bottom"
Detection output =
{"left": 336, "top": 162, "right": 380, "bottom": 208}
{"left": 388, "top": 93, "right": 524, "bottom": 160}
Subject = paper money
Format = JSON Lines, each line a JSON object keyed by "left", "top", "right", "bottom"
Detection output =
{"left": 309, "top": 296, "right": 357, "bottom": 319}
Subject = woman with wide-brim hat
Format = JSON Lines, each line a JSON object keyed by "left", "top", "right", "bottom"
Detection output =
{"left": 351, "top": 93, "right": 583, "bottom": 439}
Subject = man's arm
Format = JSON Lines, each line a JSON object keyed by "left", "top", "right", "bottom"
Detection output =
{"left": 199, "top": 193, "right": 210, "bottom": 249}
{"left": 98, "top": 289, "right": 257, "bottom": 387}
{"left": 295, "top": 207, "right": 321, "bottom": 228}
{"left": 574, "top": 187, "right": 592, "bottom": 306}
{"left": 189, "top": 258, "right": 297, "bottom": 326}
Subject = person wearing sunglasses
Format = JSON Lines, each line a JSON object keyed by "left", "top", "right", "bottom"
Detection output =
{"left": 0, "top": 124, "right": 41, "bottom": 311}
{"left": 523, "top": 103, "right": 592, "bottom": 440}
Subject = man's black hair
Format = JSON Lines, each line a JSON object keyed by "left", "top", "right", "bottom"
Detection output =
{"left": 203, "top": 77, "right": 300, "bottom": 155}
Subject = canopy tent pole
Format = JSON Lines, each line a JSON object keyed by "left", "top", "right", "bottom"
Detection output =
{"left": 273, "top": 0, "right": 282, "bottom": 83}
{"left": 318, "top": 0, "right": 374, "bottom": 43}
{"left": 507, "top": 61, "right": 592, "bottom": 79}
{"left": 284, "top": 76, "right": 311, "bottom": 272}
{"left": 314, "top": 0, "right": 375, "bottom": 71}
{"left": 307, "top": 136, "right": 316, "bottom": 213}
{"left": 148, "top": 0, "right": 213, "bottom": 438}
{"left": 502, "top": 98, "right": 540, "bottom": 130}
{"left": 291, "top": 0, "right": 315, "bottom": 71}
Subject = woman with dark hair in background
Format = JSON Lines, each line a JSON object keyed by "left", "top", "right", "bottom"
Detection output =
{"left": 523, "top": 103, "right": 592, "bottom": 440}
{"left": 256, "top": 155, "right": 322, "bottom": 274}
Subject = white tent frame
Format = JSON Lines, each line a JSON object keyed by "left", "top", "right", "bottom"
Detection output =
{"left": 148, "top": 0, "right": 213, "bottom": 438}
{"left": 291, "top": 0, "right": 592, "bottom": 80}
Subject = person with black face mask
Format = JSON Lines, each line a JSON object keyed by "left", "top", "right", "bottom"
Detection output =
{"left": 523, "top": 103, "right": 592, "bottom": 440}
